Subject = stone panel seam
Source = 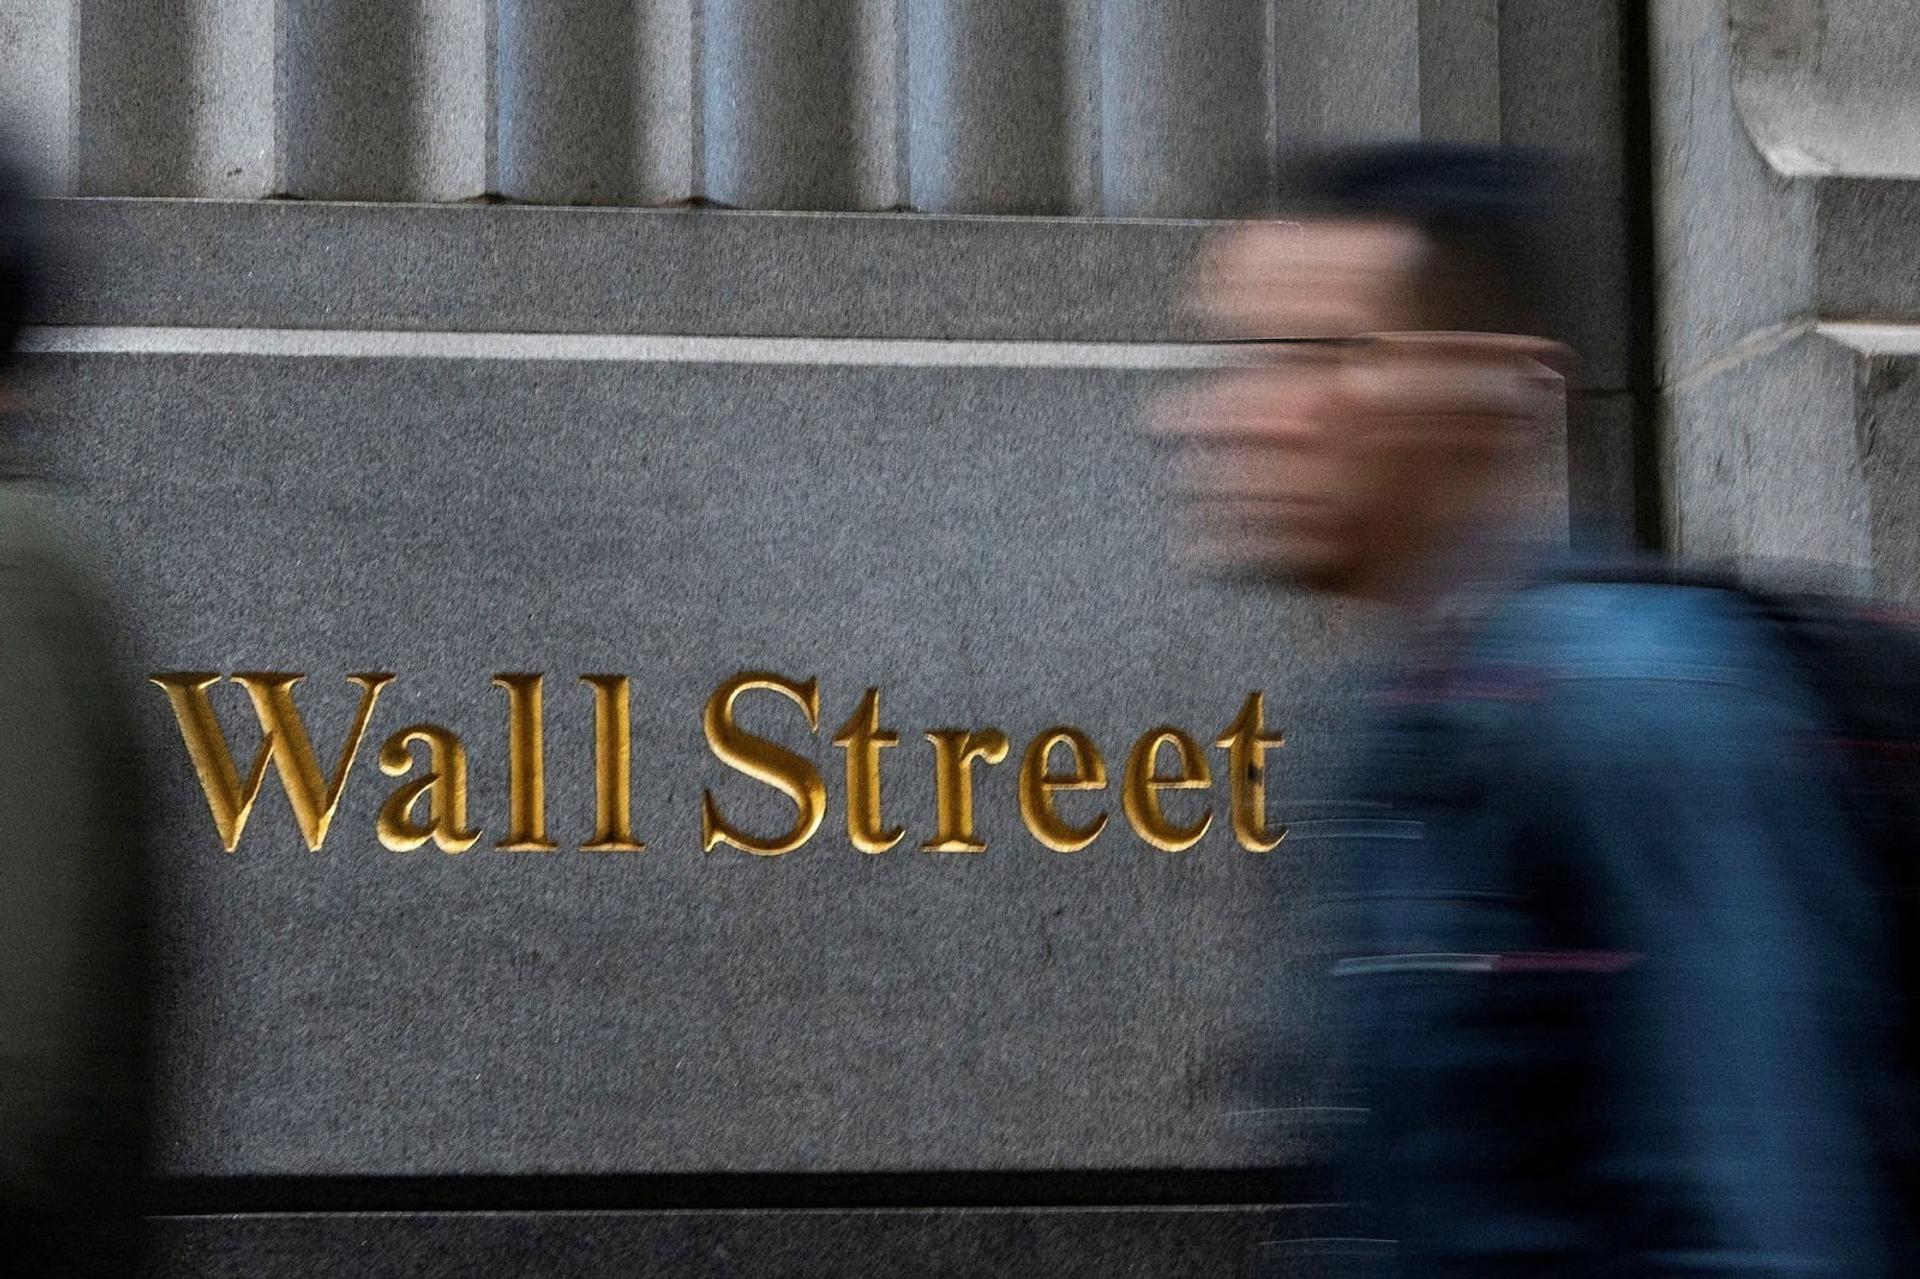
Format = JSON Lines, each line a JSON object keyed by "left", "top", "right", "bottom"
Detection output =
{"left": 1663, "top": 315, "right": 1816, "bottom": 391}
{"left": 19, "top": 324, "right": 1234, "bottom": 369}
{"left": 148, "top": 1205, "right": 1322, "bottom": 1221}
{"left": 147, "top": 1170, "right": 1340, "bottom": 1215}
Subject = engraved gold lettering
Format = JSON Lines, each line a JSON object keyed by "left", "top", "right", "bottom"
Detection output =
{"left": 701, "top": 671, "right": 826, "bottom": 856}
{"left": 492, "top": 673, "right": 557, "bottom": 851}
{"left": 830, "top": 686, "right": 902, "bottom": 854}
{"left": 1215, "top": 693, "right": 1286, "bottom": 852}
{"left": 923, "top": 728, "right": 1010, "bottom": 853}
{"left": 150, "top": 671, "right": 392, "bottom": 852}
{"left": 1122, "top": 727, "right": 1213, "bottom": 852}
{"left": 1017, "top": 727, "right": 1108, "bottom": 852}
{"left": 581, "top": 674, "right": 647, "bottom": 851}
{"left": 376, "top": 724, "right": 481, "bottom": 853}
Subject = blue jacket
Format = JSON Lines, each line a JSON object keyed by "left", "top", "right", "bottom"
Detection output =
{"left": 1322, "top": 579, "right": 1902, "bottom": 1277}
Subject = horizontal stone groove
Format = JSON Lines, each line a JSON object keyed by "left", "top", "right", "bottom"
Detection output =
{"left": 149, "top": 1168, "right": 1331, "bottom": 1215}
{"left": 15, "top": 0, "right": 1515, "bottom": 214}
{"left": 145, "top": 1203, "right": 1353, "bottom": 1279}
{"left": 19, "top": 325, "right": 1228, "bottom": 369}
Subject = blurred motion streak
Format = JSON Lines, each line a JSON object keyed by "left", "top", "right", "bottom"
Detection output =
{"left": 1155, "top": 143, "right": 1916, "bottom": 1278}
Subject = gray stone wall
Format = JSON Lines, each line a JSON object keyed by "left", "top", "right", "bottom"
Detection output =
{"left": 1654, "top": 0, "right": 1920, "bottom": 599}
{"left": 26, "top": 200, "right": 1370, "bottom": 1277}
{"left": 6, "top": 0, "right": 1631, "bottom": 220}
{"left": 7, "top": 3, "right": 1643, "bottom": 1274}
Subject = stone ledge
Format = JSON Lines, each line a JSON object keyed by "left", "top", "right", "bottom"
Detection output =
{"left": 34, "top": 198, "right": 1634, "bottom": 390}
{"left": 39, "top": 198, "right": 1217, "bottom": 345}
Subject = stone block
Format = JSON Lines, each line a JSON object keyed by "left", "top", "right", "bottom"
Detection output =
{"left": 17, "top": 344, "right": 1375, "bottom": 1176}
{"left": 38, "top": 194, "right": 1640, "bottom": 379}
{"left": 1663, "top": 327, "right": 1870, "bottom": 585}
{"left": 1664, "top": 322, "right": 1920, "bottom": 606}
{"left": 1652, "top": 0, "right": 1815, "bottom": 380}
{"left": 1824, "top": 323, "right": 1920, "bottom": 603}
{"left": 39, "top": 199, "right": 1219, "bottom": 343}
{"left": 1814, "top": 178, "right": 1920, "bottom": 321}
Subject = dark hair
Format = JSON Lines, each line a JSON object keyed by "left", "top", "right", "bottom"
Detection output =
{"left": 0, "top": 148, "right": 39, "bottom": 377}
{"left": 1285, "top": 143, "right": 1565, "bottom": 341}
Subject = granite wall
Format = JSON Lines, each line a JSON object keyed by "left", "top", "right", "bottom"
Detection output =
{"left": 5, "top": 3, "right": 1644, "bottom": 1274}
{"left": 1654, "top": 0, "right": 1920, "bottom": 601}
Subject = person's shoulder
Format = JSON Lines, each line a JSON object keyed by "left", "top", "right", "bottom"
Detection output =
{"left": 1460, "top": 581, "right": 1840, "bottom": 819}
{"left": 1494, "top": 577, "right": 1783, "bottom": 691}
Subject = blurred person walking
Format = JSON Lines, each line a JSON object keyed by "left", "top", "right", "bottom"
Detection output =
{"left": 0, "top": 152, "right": 149, "bottom": 1275}
{"left": 1158, "top": 145, "right": 1906, "bottom": 1277}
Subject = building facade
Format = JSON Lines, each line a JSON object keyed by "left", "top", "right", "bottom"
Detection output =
{"left": 5, "top": 2, "right": 1852, "bottom": 1275}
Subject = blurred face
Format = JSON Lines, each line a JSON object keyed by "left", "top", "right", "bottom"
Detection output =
{"left": 1156, "top": 218, "right": 1562, "bottom": 600}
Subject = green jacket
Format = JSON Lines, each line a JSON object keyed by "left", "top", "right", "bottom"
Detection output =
{"left": 0, "top": 484, "right": 147, "bottom": 1274}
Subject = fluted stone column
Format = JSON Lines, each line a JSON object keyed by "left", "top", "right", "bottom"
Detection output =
{"left": 0, "top": 0, "right": 76, "bottom": 191}
{"left": 72, "top": 0, "right": 276, "bottom": 197}
{"left": 703, "top": 0, "right": 902, "bottom": 211}
{"left": 1097, "top": 0, "right": 1270, "bottom": 217}
{"left": 906, "top": 0, "right": 1070, "bottom": 214}
{"left": 280, "top": 0, "right": 490, "bottom": 201}
{"left": 495, "top": 0, "right": 697, "bottom": 206}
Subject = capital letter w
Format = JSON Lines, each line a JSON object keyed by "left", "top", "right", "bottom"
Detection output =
{"left": 150, "top": 672, "right": 394, "bottom": 851}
